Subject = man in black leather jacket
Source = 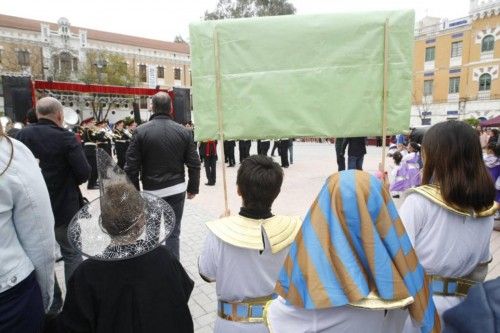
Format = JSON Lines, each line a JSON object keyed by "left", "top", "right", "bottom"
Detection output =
{"left": 125, "top": 92, "right": 201, "bottom": 259}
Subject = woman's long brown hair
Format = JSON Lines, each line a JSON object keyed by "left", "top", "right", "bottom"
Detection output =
{"left": 421, "top": 121, "right": 495, "bottom": 211}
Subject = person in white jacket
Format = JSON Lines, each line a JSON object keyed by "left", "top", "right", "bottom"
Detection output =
{"left": 0, "top": 126, "right": 55, "bottom": 332}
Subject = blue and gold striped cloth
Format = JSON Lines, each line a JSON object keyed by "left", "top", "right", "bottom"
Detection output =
{"left": 275, "top": 170, "right": 440, "bottom": 333}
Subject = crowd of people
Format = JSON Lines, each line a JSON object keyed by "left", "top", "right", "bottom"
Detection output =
{"left": 1, "top": 93, "right": 500, "bottom": 333}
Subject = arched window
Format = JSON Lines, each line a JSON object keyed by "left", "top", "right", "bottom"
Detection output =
{"left": 479, "top": 73, "right": 491, "bottom": 91}
{"left": 482, "top": 35, "right": 495, "bottom": 52}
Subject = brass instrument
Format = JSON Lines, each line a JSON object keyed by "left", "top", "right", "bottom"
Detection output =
{"left": 63, "top": 107, "right": 79, "bottom": 129}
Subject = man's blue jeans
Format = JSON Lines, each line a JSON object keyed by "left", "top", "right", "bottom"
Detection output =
{"left": 348, "top": 156, "right": 364, "bottom": 170}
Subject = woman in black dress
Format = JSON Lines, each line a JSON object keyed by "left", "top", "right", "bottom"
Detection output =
{"left": 47, "top": 149, "right": 194, "bottom": 333}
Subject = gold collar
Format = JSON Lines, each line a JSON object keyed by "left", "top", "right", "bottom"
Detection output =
{"left": 408, "top": 185, "right": 497, "bottom": 218}
{"left": 206, "top": 215, "right": 302, "bottom": 253}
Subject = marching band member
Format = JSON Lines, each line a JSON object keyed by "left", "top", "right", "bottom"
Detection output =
{"left": 81, "top": 117, "right": 99, "bottom": 190}
{"left": 113, "top": 120, "right": 130, "bottom": 169}
{"left": 95, "top": 120, "right": 112, "bottom": 156}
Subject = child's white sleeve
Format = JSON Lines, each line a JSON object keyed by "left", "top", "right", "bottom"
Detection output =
{"left": 198, "top": 231, "right": 219, "bottom": 282}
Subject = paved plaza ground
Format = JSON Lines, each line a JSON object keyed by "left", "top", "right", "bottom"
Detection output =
{"left": 55, "top": 142, "right": 500, "bottom": 332}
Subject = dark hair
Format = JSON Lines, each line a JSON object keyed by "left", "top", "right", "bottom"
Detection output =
{"left": 152, "top": 92, "right": 171, "bottom": 114}
{"left": 487, "top": 141, "right": 497, "bottom": 153}
{"left": 101, "top": 182, "right": 144, "bottom": 237}
{"left": 237, "top": 155, "right": 283, "bottom": 211}
{"left": 26, "top": 109, "right": 38, "bottom": 124}
{"left": 392, "top": 151, "right": 403, "bottom": 165}
{"left": 492, "top": 129, "right": 499, "bottom": 137}
{"left": 422, "top": 121, "right": 495, "bottom": 212}
{"left": 408, "top": 142, "right": 420, "bottom": 153}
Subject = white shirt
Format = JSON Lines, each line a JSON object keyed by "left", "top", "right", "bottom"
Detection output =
{"left": 199, "top": 230, "right": 291, "bottom": 333}
{"left": 399, "top": 193, "right": 493, "bottom": 332}
{"left": 143, "top": 182, "right": 186, "bottom": 197}
{"left": 0, "top": 137, "right": 55, "bottom": 311}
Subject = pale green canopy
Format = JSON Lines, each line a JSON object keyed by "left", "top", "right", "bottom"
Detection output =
{"left": 190, "top": 10, "right": 414, "bottom": 141}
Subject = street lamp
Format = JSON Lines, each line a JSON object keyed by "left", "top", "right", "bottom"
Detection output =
{"left": 94, "top": 58, "right": 107, "bottom": 84}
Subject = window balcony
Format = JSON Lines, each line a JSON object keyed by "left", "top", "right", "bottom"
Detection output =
{"left": 449, "top": 57, "right": 462, "bottom": 67}
{"left": 422, "top": 95, "right": 433, "bottom": 104}
{"left": 424, "top": 61, "right": 435, "bottom": 71}
{"left": 447, "top": 93, "right": 460, "bottom": 102}
{"left": 480, "top": 51, "right": 494, "bottom": 61}
{"left": 478, "top": 90, "right": 491, "bottom": 100}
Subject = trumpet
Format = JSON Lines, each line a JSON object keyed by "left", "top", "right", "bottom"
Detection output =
{"left": 123, "top": 128, "right": 133, "bottom": 139}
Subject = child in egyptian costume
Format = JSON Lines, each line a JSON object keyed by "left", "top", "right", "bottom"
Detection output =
{"left": 198, "top": 155, "right": 302, "bottom": 333}
{"left": 265, "top": 170, "right": 440, "bottom": 333}
{"left": 47, "top": 149, "right": 195, "bottom": 333}
{"left": 399, "top": 121, "right": 497, "bottom": 332}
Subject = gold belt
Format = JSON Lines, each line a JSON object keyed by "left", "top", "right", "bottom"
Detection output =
{"left": 429, "top": 275, "right": 477, "bottom": 297}
{"left": 218, "top": 295, "right": 274, "bottom": 323}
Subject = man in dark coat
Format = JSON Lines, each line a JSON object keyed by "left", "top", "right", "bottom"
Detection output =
{"left": 16, "top": 97, "right": 90, "bottom": 304}
{"left": 346, "top": 137, "right": 367, "bottom": 170}
{"left": 125, "top": 92, "right": 201, "bottom": 260}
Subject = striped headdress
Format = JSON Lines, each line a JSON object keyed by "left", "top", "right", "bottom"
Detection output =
{"left": 275, "top": 170, "right": 440, "bottom": 333}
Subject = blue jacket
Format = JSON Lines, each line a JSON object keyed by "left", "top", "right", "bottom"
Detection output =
{"left": 16, "top": 119, "right": 90, "bottom": 227}
{"left": 444, "top": 277, "right": 500, "bottom": 333}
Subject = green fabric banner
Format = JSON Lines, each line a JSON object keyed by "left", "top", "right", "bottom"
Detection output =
{"left": 190, "top": 10, "right": 414, "bottom": 141}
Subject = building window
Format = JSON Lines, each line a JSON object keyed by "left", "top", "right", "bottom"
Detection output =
{"left": 449, "top": 77, "right": 460, "bottom": 93}
{"left": 139, "top": 64, "right": 147, "bottom": 82}
{"left": 60, "top": 52, "right": 72, "bottom": 73}
{"left": 174, "top": 68, "right": 181, "bottom": 80}
{"left": 479, "top": 73, "right": 491, "bottom": 91}
{"left": 482, "top": 35, "right": 495, "bottom": 52}
{"left": 425, "top": 47, "right": 435, "bottom": 62}
{"left": 17, "top": 50, "right": 30, "bottom": 66}
{"left": 424, "top": 80, "right": 433, "bottom": 96}
{"left": 157, "top": 66, "right": 164, "bottom": 78}
{"left": 451, "top": 41, "right": 462, "bottom": 58}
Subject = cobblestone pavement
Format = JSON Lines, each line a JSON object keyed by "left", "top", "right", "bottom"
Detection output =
{"left": 54, "top": 142, "right": 500, "bottom": 332}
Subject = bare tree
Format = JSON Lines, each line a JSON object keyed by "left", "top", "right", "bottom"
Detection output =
{"left": 412, "top": 90, "right": 432, "bottom": 125}
{"left": 204, "top": 0, "right": 295, "bottom": 20}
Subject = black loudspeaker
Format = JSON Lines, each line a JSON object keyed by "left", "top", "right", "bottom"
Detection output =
{"left": 2, "top": 76, "right": 33, "bottom": 122}
{"left": 132, "top": 102, "right": 142, "bottom": 125}
{"left": 172, "top": 87, "right": 191, "bottom": 125}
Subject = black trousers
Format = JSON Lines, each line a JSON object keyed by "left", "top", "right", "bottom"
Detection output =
{"left": 335, "top": 138, "right": 347, "bottom": 171}
{"left": 271, "top": 141, "right": 279, "bottom": 156}
{"left": 224, "top": 142, "right": 235, "bottom": 166}
{"left": 204, "top": 155, "right": 217, "bottom": 185}
{"left": 257, "top": 141, "right": 270, "bottom": 156}
{"left": 84, "top": 145, "right": 98, "bottom": 188}
{"left": 115, "top": 142, "right": 129, "bottom": 169}
{"left": 239, "top": 141, "right": 251, "bottom": 162}
{"left": 278, "top": 140, "right": 289, "bottom": 167}
{"left": 162, "top": 192, "right": 186, "bottom": 260}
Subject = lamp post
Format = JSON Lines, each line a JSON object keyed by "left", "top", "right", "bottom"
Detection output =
{"left": 94, "top": 58, "right": 107, "bottom": 84}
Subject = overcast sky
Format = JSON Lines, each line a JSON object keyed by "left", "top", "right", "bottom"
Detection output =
{"left": 1, "top": 0, "right": 469, "bottom": 42}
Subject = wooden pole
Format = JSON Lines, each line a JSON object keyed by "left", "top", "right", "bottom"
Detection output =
{"left": 213, "top": 29, "right": 230, "bottom": 215}
{"left": 381, "top": 19, "right": 390, "bottom": 175}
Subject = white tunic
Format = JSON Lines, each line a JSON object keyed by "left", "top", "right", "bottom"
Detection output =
{"left": 199, "top": 230, "right": 291, "bottom": 333}
{"left": 399, "top": 193, "right": 493, "bottom": 332}
{"left": 266, "top": 296, "right": 407, "bottom": 333}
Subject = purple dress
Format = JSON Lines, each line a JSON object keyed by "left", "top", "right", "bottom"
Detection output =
{"left": 390, "top": 153, "right": 421, "bottom": 192}
{"left": 485, "top": 155, "right": 500, "bottom": 202}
